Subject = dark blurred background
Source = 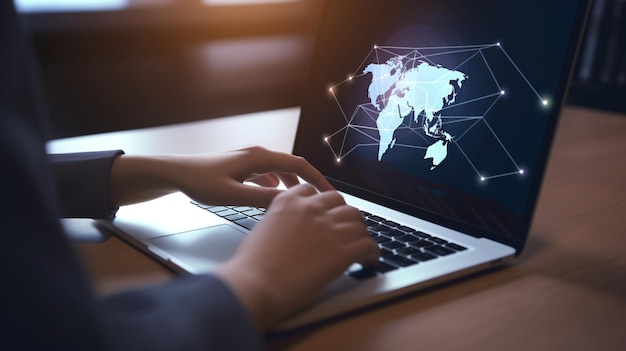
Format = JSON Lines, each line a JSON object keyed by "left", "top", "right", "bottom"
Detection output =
{"left": 569, "top": 0, "right": 626, "bottom": 115}
{"left": 15, "top": 0, "right": 626, "bottom": 139}
{"left": 17, "top": 0, "right": 323, "bottom": 138}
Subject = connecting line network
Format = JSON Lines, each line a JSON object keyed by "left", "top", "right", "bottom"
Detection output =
{"left": 324, "top": 43, "right": 549, "bottom": 182}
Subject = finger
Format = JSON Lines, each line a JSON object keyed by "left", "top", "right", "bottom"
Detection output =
{"left": 345, "top": 237, "right": 380, "bottom": 267}
{"left": 331, "top": 221, "right": 370, "bottom": 244}
{"left": 327, "top": 205, "right": 365, "bottom": 224}
{"left": 246, "top": 173, "right": 280, "bottom": 188}
{"left": 276, "top": 173, "right": 301, "bottom": 188}
{"left": 285, "top": 156, "right": 334, "bottom": 192}
{"left": 244, "top": 148, "right": 334, "bottom": 192}
{"left": 313, "top": 190, "right": 347, "bottom": 209}
{"left": 282, "top": 183, "right": 318, "bottom": 197}
{"left": 222, "top": 182, "right": 283, "bottom": 208}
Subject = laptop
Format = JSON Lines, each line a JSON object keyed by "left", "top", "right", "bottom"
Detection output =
{"left": 99, "top": 0, "right": 591, "bottom": 331}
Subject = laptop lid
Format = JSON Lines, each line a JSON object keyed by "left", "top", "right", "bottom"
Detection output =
{"left": 294, "top": 0, "right": 591, "bottom": 254}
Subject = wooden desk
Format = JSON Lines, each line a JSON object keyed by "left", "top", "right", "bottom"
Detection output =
{"left": 51, "top": 106, "right": 626, "bottom": 350}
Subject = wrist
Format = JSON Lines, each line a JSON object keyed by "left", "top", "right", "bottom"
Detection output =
{"left": 213, "top": 261, "right": 283, "bottom": 333}
{"left": 109, "top": 155, "right": 180, "bottom": 206}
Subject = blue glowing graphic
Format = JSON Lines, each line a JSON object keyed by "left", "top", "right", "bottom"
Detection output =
{"left": 324, "top": 43, "right": 548, "bottom": 183}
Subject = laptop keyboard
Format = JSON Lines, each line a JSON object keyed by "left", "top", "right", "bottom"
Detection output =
{"left": 191, "top": 202, "right": 467, "bottom": 279}
{"left": 353, "top": 210, "right": 467, "bottom": 279}
{"left": 191, "top": 202, "right": 265, "bottom": 231}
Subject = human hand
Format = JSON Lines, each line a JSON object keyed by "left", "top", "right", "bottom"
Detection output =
{"left": 213, "top": 184, "right": 380, "bottom": 332}
{"left": 173, "top": 146, "right": 334, "bottom": 208}
{"left": 109, "top": 146, "right": 334, "bottom": 207}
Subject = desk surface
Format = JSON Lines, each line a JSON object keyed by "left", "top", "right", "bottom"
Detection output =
{"left": 52, "top": 105, "right": 626, "bottom": 351}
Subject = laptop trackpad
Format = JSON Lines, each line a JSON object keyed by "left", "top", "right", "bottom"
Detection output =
{"left": 148, "top": 224, "right": 246, "bottom": 274}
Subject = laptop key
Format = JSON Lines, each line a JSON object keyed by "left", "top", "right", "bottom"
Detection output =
{"left": 215, "top": 209, "right": 238, "bottom": 217}
{"left": 206, "top": 206, "right": 229, "bottom": 213}
{"left": 368, "top": 215, "right": 385, "bottom": 223}
{"left": 233, "top": 217, "right": 259, "bottom": 231}
{"left": 411, "top": 252, "right": 438, "bottom": 261}
{"left": 378, "top": 228, "right": 397, "bottom": 237}
{"left": 367, "top": 224, "right": 386, "bottom": 233}
{"left": 348, "top": 259, "right": 400, "bottom": 278}
{"left": 396, "top": 234, "right": 421, "bottom": 244}
{"left": 365, "top": 219, "right": 379, "bottom": 226}
{"left": 396, "top": 246, "right": 420, "bottom": 256}
{"left": 428, "top": 237, "right": 448, "bottom": 245}
{"left": 397, "top": 225, "right": 414, "bottom": 233}
{"left": 224, "top": 213, "right": 247, "bottom": 221}
{"left": 375, "top": 261, "right": 397, "bottom": 273}
{"left": 412, "top": 231, "right": 432, "bottom": 239}
{"left": 380, "top": 248, "right": 395, "bottom": 258}
{"left": 411, "top": 239, "right": 435, "bottom": 248}
{"left": 375, "top": 235, "right": 392, "bottom": 244}
{"left": 381, "top": 220, "right": 398, "bottom": 228}
{"left": 384, "top": 255, "right": 418, "bottom": 267}
{"left": 232, "top": 206, "right": 253, "bottom": 212}
{"left": 387, "top": 228, "right": 408, "bottom": 238}
{"left": 446, "top": 243, "right": 468, "bottom": 251}
{"left": 348, "top": 267, "right": 378, "bottom": 280}
{"left": 382, "top": 240, "right": 405, "bottom": 250}
{"left": 424, "top": 245, "right": 456, "bottom": 256}
{"left": 242, "top": 208, "right": 264, "bottom": 217}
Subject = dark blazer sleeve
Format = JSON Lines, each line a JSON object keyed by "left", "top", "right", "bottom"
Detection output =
{"left": 98, "top": 274, "right": 264, "bottom": 351}
{"left": 49, "top": 151, "right": 124, "bottom": 219}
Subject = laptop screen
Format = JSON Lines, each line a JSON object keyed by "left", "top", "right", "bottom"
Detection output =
{"left": 295, "top": 0, "right": 590, "bottom": 251}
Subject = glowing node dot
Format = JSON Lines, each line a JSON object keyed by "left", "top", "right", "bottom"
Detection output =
{"left": 519, "top": 169, "right": 525, "bottom": 174}
{"left": 496, "top": 42, "right": 501, "bottom": 46}
{"left": 500, "top": 90, "right": 506, "bottom": 95}
{"left": 542, "top": 99, "right": 549, "bottom": 106}
{"left": 374, "top": 45, "right": 378, "bottom": 49}
{"left": 348, "top": 76, "right": 353, "bottom": 80}
{"left": 329, "top": 87, "right": 333, "bottom": 92}
{"left": 336, "top": 158, "right": 341, "bottom": 163}
{"left": 324, "top": 137, "right": 328, "bottom": 142}
{"left": 480, "top": 177, "right": 486, "bottom": 182}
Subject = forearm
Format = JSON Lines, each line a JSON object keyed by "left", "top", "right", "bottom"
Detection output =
{"left": 108, "top": 154, "right": 182, "bottom": 207}
{"left": 109, "top": 146, "right": 337, "bottom": 210}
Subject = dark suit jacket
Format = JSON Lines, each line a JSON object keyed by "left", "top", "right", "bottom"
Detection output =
{"left": 0, "top": 2, "right": 261, "bottom": 350}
